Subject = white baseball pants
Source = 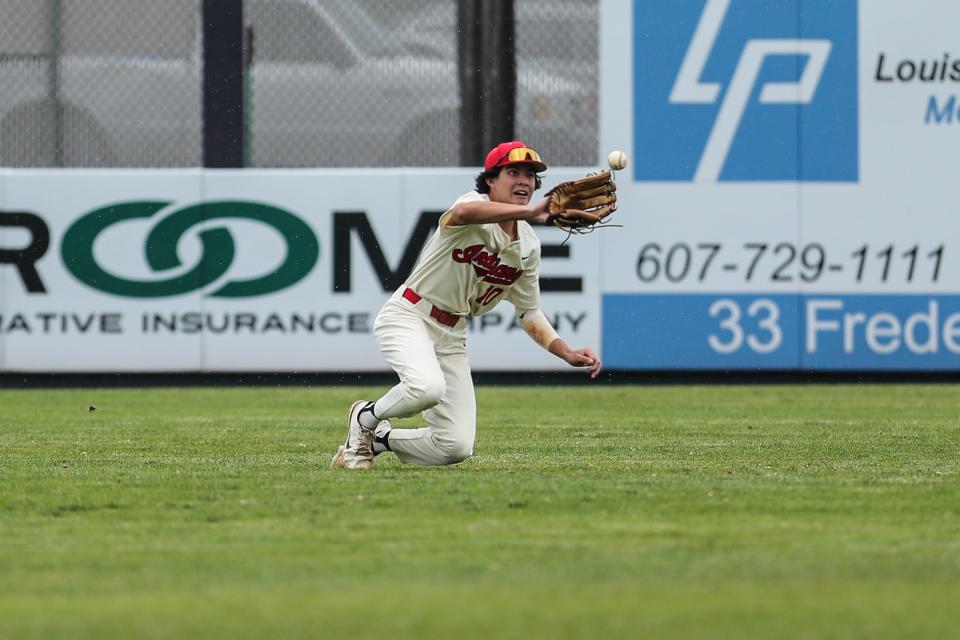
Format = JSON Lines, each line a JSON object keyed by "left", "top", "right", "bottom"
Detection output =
{"left": 370, "top": 292, "right": 476, "bottom": 466}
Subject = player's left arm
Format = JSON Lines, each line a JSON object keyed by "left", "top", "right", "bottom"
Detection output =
{"left": 516, "top": 308, "right": 601, "bottom": 379}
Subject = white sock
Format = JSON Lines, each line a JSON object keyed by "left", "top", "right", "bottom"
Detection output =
{"left": 357, "top": 401, "right": 380, "bottom": 430}
{"left": 373, "top": 421, "right": 392, "bottom": 454}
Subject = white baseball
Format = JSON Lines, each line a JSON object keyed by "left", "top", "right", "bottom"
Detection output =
{"left": 607, "top": 150, "right": 628, "bottom": 171}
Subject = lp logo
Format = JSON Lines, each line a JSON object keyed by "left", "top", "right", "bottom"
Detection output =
{"left": 634, "top": 0, "right": 858, "bottom": 182}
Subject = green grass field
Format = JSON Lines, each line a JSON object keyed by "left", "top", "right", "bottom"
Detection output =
{"left": 1, "top": 384, "right": 958, "bottom": 639}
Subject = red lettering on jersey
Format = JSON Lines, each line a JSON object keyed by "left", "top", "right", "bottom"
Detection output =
{"left": 451, "top": 244, "right": 523, "bottom": 286}
{"left": 452, "top": 244, "right": 484, "bottom": 263}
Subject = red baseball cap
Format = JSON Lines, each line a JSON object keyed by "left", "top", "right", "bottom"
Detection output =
{"left": 483, "top": 141, "right": 547, "bottom": 173}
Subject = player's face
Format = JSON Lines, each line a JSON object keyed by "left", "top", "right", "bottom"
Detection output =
{"left": 488, "top": 165, "right": 538, "bottom": 205}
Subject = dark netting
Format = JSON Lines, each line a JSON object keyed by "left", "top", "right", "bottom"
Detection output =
{"left": 514, "top": 0, "right": 598, "bottom": 167}
{"left": 244, "top": 0, "right": 598, "bottom": 168}
{"left": 244, "top": 0, "right": 461, "bottom": 167}
{"left": 0, "top": 0, "right": 201, "bottom": 168}
{"left": 0, "top": 0, "right": 598, "bottom": 168}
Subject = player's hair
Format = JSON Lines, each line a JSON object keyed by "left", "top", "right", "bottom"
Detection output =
{"left": 475, "top": 167, "right": 543, "bottom": 194}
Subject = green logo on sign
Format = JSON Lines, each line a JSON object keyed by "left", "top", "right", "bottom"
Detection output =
{"left": 62, "top": 201, "right": 319, "bottom": 297}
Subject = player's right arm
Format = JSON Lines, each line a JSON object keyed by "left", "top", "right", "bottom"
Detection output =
{"left": 444, "top": 197, "right": 549, "bottom": 227}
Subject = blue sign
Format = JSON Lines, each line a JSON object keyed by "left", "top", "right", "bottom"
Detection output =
{"left": 633, "top": 0, "right": 858, "bottom": 182}
{"left": 604, "top": 293, "right": 801, "bottom": 369}
{"left": 604, "top": 294, "right": 960, "bottom": 370}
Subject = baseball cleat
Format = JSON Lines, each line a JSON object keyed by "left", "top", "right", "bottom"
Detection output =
{"left": 330, "top": 400, "right": 375, "bottom": 469}
{"left": 329, "top": 444, "right": 348, "bottom": 469}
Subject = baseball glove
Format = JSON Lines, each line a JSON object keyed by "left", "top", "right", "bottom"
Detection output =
{"left": 544, "top": 170, "right": 617, "bottom": 233}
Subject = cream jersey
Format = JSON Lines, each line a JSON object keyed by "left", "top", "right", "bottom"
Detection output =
{"left": 403, "top": 191, "right": 542, "bottom": 317}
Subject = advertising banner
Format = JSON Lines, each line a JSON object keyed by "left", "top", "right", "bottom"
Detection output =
{"left": 3, "top": 0, "right": 957, "bottom": 373}
{"left": 0, "top": 169, "right": 601, "bottom": 372}
{"left": 599, "top": 0, "right": 960, "bottom": 370}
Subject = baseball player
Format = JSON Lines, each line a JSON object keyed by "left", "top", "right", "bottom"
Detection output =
{"left": 331, "top": 141, "right": 601, "bottom": 469}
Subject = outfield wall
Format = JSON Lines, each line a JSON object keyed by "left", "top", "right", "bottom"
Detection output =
{"left": 2, "top": 0, "right": 959, "bottom": 373}
{"left": 0, "top": 169, "right": 599, "bottom": 372}
{"left": 597, "top": 0, "right": 960, "bottom": 370}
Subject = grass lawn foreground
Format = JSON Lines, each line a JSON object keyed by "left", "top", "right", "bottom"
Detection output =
{"left": 1, "top": 384, "right": 958, "bottom": 639}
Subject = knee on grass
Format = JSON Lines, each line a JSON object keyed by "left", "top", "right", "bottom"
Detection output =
{"left": 432, "top": 436, "right": 473, "bottom": 466}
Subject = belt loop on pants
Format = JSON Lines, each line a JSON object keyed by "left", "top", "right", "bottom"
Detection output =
{"left": 402, "top": 287, "right": 461, "bottom": 328}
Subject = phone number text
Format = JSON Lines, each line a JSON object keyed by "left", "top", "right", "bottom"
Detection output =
{"left": 635, "top": 242, "right": 945, "bottom": 284}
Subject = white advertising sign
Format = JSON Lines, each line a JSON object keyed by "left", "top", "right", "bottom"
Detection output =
{"left": 0, "top": 169, "right": 600, "bottom": 372}
{"left": 4, "top": 0, "right": 956, "bottom": 373}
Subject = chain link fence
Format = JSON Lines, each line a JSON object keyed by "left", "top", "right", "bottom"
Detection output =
{"left": 0, "top": 0, "right": 597, "bottom": 169}
{"left": 514, "top": 0, "right": 598, "bottom": 167}
{"left": 0, "top": 0, "right": 201, "bottom": 168}
{"left": 243, "top": 0, "right": 458, "bottom": 168}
